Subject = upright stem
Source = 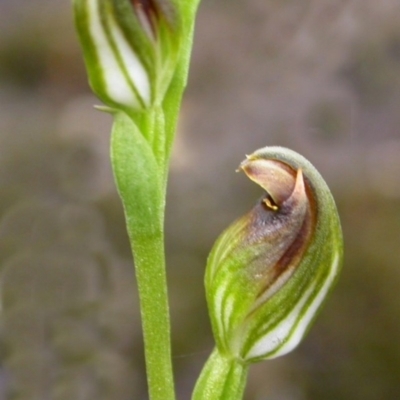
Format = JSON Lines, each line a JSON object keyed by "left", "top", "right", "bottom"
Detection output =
{"left": 129, "top": 222, "right": 175, "bottom": 400}
{"left": 111, "top": 112, "right": 175, "bottom": 400}
{"left": 192, "top": 348, "right": 249, "bottom": 400}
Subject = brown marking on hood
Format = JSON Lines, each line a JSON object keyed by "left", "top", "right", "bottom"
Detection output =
{"left": 255, "top": 175, "right": 318, "bottom": 300}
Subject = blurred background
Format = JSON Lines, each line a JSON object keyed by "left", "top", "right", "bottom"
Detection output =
{"left": 1, "top": 0, "right": 400, "bottom": 399}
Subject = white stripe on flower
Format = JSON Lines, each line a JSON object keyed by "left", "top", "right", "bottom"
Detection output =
{"left": 246, "top": 251, "right": 340, "bottom": 360}
{"left": 88, "top": 0, "right": 151, "bottom": 108}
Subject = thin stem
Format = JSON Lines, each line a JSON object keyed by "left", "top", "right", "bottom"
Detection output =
{"left": 192, "top": 348, "right": 249, "bottom": 400}
{"left": 111, "top": 112, "right": 175, "bottom": 400}
{"left": 130, "top": 223, "right": 175, "bottom": 400}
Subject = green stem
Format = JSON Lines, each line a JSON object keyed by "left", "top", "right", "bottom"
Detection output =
{"left": 192, "top": 348, "right": 249, "bottom": 400}
{"left": 129, "top": 223, "right": 174, "bottom": 400}
{"left": 111, "top": 112, "right": 175, "bottom": 400}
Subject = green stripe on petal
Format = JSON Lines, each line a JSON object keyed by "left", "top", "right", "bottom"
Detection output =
{"left": 90, "top": 0, "right": 150, "bottom": 107}
{"left": 204, "top": 146, "right": 343, "bottom": 362}
{"left": 73, "top": 0, "right": 185, "bottom": 112}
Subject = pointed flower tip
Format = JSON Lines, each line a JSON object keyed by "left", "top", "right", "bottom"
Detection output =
{"left": 239, "top": 155, "right": 298, "bottom": 206}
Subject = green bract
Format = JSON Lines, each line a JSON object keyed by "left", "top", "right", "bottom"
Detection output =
{"left": 205, "top": 146, "right": 343, "bottom": 362}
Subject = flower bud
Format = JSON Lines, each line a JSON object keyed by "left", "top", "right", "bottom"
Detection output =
{"left": 205, "top": 146, "right": 343, "bottom": 362}
{"left": 73, "top": 0, "right": 182, "bottom": 110}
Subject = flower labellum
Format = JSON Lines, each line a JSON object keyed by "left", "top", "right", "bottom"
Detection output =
{"left": 205, "top": 146, "right": 343, "bottom": 362}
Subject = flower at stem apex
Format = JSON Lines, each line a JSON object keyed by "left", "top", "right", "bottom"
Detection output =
{"left": 74, "top": 0, "right": 181, "bottom": 111}
{"left": 205, "top": 146, "right": 343, "bottom": 362}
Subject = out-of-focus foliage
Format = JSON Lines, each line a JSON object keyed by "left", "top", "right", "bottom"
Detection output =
{"left": 0, "top": 0, "right": 400, "bottom": 399}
